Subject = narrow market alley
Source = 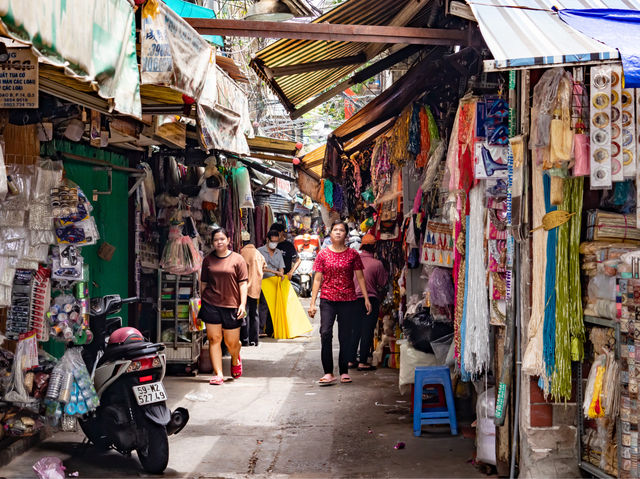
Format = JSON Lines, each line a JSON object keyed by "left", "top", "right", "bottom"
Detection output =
{"left": 2, "top": 302, "right": 481, "bottom": 479}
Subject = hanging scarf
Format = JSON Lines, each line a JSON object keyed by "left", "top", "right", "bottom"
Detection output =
{"left": 447, "top": 105, "right": 462, "bottom": 192}
{"left": 390, "top": 106, "right": 412, "bottom": 166}
{"left": 460, "top": 214, "right": 471, "bottom": 381}
{"left": 425, "top": 105, "right": 440, "bottom": 152}
{"left": 323, "top": 179, "right": 334, "bottom": 208}
{"left": 373, "top": 139, "right": 392, "bottom": 202}
{"left": 333, "top": 183, "right": 344, "bottom": 212}
{"left": 416, "top": 107, "right": 431, "bottom": 168}
{"left": 349, "top": 155, "right": 363, "bottom": 194}
{"left": 457, "top": 102, "right": 476, "bottom": 195}
{"left": 453, "top": 192, "right": 466, "bottom": 366}
{"left": 408, "top": 103, "right": 422, "bottom": 156}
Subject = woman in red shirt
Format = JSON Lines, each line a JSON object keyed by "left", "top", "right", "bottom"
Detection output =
{"left": 309, "top": 221, "right": 371, "bottom": 385}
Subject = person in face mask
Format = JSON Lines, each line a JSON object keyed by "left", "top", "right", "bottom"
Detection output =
{"left": 258, "top": 230, "right": 285, "bottom": 337}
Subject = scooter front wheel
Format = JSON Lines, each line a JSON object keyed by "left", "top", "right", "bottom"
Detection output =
{"left": 137, "top": 419, "right": 169, "bottom": 474}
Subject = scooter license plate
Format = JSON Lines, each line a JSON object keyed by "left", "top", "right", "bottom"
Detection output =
{"left": 132, "top": 382, "right": 167, "bottom": 406}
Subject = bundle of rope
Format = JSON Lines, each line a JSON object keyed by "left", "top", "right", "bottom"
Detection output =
{"left": 462, "top": 183, "right": 490, "bottom": 377}
{"left": 568, "top": 177, "right": 585, "bottom": 362}
{"left": 522, "top": 161, "right": 548, "bottom": 378}
{"left": 551, "top": 178, "right": 572, "bottom": 401}
{"left": 542, "top": 173, "right": 557, "bottom": 394}
{"left": 587, "top": 210, "right": 640, "bottom": 242}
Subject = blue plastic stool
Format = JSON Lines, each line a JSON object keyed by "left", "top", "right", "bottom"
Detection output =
{"left": 413, "top": 366, "right": 458, "bottom": 436}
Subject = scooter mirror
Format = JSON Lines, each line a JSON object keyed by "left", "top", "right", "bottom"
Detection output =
{"left": 104, "top": 294, "right": 123, "bottom": 316}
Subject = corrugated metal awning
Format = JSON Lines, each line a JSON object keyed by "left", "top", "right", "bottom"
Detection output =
{"left": 250, "top": 0, "right": 437, "bottom": 114}
{"left": 469, "top": 0, "right": 640, "bottom": 71}
{"left": 255, "top": 193, "right": 293, "bottom": 214}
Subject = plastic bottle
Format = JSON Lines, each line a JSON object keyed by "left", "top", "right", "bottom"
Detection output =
{"left": 46, "top": 367, "right": 64, "bottom": 400}
{"left": 58, "top": 370, "right": 74, "bottom": 403}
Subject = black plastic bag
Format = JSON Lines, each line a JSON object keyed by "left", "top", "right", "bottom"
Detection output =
{"left": 403, "top": 308, "right": 454, "bottom": 354}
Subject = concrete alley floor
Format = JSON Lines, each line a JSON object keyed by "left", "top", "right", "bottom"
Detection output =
{"left": 3, "top": 304, "right": 483, "bottom": 479}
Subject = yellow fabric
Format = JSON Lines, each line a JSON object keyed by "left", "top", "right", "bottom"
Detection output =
{"left": 261, "top": 277, "right": 312, "bottom": 339}
{"left": 588, "top": 365, "right": 606, "bottom": 418}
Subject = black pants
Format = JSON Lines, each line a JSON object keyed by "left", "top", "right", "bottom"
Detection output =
{"left": 320, "top": 299, "right": 359, "bottom": 375}
{"left": 258, "top": 291, "right": 273, "bottom": 337}
{"left": 241, "top": 297, "right": 259, "bottom": 345}
{"left": 349, "top": 297, "right": 380, "bottom": 364}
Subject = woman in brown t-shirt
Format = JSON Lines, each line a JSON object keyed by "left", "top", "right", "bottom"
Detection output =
{"left": 199, "top": 228, "right": 248, "bottom": 385}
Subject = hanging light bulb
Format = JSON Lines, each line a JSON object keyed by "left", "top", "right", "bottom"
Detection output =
{"left": 245, "top": 0, "right": 294, "bottom": 22}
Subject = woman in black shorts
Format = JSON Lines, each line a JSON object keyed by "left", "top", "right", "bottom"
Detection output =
{"left": 199, "top": 228, "right": 249, "bottom": 385}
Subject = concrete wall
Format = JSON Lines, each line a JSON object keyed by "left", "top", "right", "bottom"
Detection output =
{"left": 517, "top": 229, "right": 579, "bottom": 478}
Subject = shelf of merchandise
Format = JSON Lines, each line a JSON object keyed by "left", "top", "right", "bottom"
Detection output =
{"left": 156, "top": 270, "right": 203, "bottom": 369}
{"left": 577, "top": 315, "right": 621, "bottom": 479}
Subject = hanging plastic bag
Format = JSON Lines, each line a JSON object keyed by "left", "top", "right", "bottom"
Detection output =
{"left": 4, "top": 163, "right": 34, "bottom": 210}
{"left": 160, "top": 225, "right": 203, "bottom": 275}
{"left": 32, "top": 158, "right": 63, "bottom": 202}
{"left": 583, "top": 353, "right": 607, "bottom": 418}
{"left": 189, "top": 297, "right": 204, "bottom": 332}
{"left": 3, "top": 330, "right": 39, "bottom": 403}
{"left": 234, "top": 166, "right": 254, "bottom": 209}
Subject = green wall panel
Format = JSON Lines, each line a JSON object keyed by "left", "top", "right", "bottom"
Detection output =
{"left": 42, "top": 141, "right": 131, "bottom": 358}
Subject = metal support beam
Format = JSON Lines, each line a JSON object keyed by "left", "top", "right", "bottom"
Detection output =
{"left": 249, "top": 152, "right": 295, "bottom": 163}
{"left": 290, "top": 45, "right": 427, "bottom": 119}
{"left": 238, "top": 157, "right": 296, "bottom": 182}
{"left": 184, "top": 18, "right": 469, "bottom": 46}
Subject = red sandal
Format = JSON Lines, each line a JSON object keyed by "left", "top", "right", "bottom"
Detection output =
{"left": 231, "top": 357, "right": 242, "bottom": 379}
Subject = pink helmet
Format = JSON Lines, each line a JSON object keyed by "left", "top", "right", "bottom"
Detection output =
{"left": 109, "top": 327, "right": 144, "bottom": 345}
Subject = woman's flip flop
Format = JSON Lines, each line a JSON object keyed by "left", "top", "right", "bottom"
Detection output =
{"left": 318, "top": 375, "right": 337, "bottom": 386}
{"left": 231, "top": 357, "right": 242, "bottom": 379}
{"left": 340, "top": 374, "right": 353, "bottom": 383}
{"left": 209, "top": 376, "right": 224, "bottom": 385}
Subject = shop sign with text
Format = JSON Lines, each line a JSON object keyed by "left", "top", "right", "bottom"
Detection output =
{"left": 0, "top": 48, "right": 38, "bottom": 108}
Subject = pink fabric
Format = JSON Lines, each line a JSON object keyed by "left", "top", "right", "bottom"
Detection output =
{"left": 413, "top": 187, "right": 423, "bottom": 214}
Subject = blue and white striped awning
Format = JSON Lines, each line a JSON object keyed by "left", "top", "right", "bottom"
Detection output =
{"left": 468, "top": 0, "right": 640, "bottom": 71}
